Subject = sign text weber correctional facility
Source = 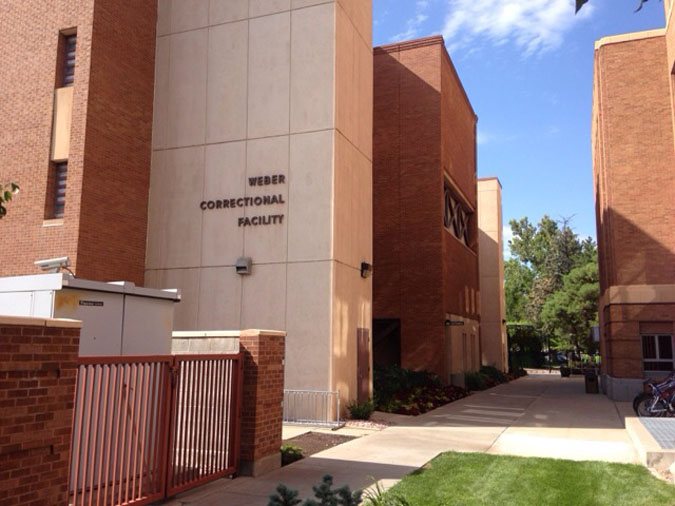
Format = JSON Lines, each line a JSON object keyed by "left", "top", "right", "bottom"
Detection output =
{"left": 199, "top": 173, "right": 286, "bottom": 227}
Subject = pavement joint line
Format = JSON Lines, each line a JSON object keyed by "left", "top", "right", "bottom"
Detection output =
{"left": 484, "top": 382, "right": 542, "bottom": 454}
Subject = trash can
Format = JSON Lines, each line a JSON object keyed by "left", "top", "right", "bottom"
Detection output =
{"left": 585, "top": 372, "right": 599, "bottom": 394}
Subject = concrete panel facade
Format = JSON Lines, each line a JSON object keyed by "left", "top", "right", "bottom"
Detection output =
{"left": 478, "top": 178, "right": 507, "bottom": 372}
{"left": 593, "top": 24, "right": 675, "bottom": 398}
{"left": 146, "top": 0, "right": 373, "bottom": 403}
{"left": 373, "top": 36, "right": 479, "bottom": 384}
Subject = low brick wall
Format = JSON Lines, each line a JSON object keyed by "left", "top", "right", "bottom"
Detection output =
{"left": 0, "top": 315, "right": 81, "bottom": 506}
{"left": 239, "top": 330, "right": 285, "bottom": 477}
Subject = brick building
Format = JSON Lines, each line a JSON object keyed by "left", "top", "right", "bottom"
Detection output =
{"left": 0, "top": 1, "right": 373, "bottom": 410}
{"left": 0, "top": 0, "right": 157, "bottom": 285}
{"left": 592, "top": 3, "right": 675, "bottom": 399}
{"left": 372, "top": 36, "right": 481, "bottom": 384}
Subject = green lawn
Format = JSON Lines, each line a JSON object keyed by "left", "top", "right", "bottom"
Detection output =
{"left": 383, "top": 452, "right": 675, "bottom": 506}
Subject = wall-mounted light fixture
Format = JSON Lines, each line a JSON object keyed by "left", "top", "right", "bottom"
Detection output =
{"left": 236, "top": 257, "right": 252, "bottom": 275}
{"left": 360, "top": 262, "right": 373, "bottom": 279}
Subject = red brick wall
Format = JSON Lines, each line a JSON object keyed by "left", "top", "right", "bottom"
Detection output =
{"left": 593, "top": 36, "right": 675, "bottom": 291}
{"left": 0, "top": 0, "right": 156, "bottom": 285}
{"left": 593, "top": 34, "right": 675, "bottom": 379}
{"left": 238, "top": 330, "right": 285, "bottom": 476}
{"left": 76, "top": 0, "right": 156, "bottom": 284}
{"left": 0, "top": 1, "right": 94, "bottom": 277}
{"left": 373, "top": 36, "right": 479, "bottom": 380}
{"left": 0, "top": 317, "right": 81, "bottom": 506}
{"left": 440, "top": 47, "right": 479, "bottom": 322}
{"left": 602, "top": 304, "right": 675, "bottom": 378}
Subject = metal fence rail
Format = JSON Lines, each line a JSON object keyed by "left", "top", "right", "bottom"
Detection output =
{"left": 166, "top": 355, "right": 243, "bottom": 497}
{"left": 283, "top": 389, "right": 341, "bottom": 427}
{"left": 70, "top": 357, "right": 171, "bottom": 506}
{"left": 69, "top": 354, "right": 242, "bottom": 506}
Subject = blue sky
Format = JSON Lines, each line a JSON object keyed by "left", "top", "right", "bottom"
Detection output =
{"left": 372, "top": 0, "right": 666, "bottom": 245}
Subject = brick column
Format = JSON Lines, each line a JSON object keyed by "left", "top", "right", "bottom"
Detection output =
{"left": 238, "top": 329, "right": 285, "bottom": 477}
{"left": 0, "top": 316, "right": 81, "bottom": 506}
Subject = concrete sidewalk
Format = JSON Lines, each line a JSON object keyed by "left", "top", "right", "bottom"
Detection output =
{"left": 164, "top": 374, "right": 638, "bottom": 506}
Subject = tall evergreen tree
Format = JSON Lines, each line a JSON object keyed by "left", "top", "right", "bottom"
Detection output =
{"left": 505, "top": 215, "right": 599, "bottom": 353}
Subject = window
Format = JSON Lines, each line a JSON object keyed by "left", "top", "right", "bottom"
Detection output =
{"left": 642, "top": 334, "right": 674, "bottom": 372}
{"left": 443, "top": 182, "right": 471, "bottom": 246}
{"left": 62, "top": 34, "right": 76, "bottom": 87}
{"left": 52, "top": 162, "right": 67, "bottom": 218}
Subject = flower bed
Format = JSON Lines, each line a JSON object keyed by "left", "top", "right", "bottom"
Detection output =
{"left": 374, "top": 365, "right": 527, "bottom": 416}
{"left": 374, "top": 365, "right": 469, "bottom": 416}
{"left": 380, "top": 383, "right": 469, "bottom": 416}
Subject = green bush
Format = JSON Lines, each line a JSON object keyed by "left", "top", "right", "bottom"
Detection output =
{"left": 346, "top": 399, "right": 374, "bottom": 420}
{"left": 480, "top": 365, "right": 508, "bottom": 383}
{"left": 374, "top": 365, "right": 441, "bottom": 408}
{"left": 464, "top": 372, "right": 488, "bottom": 391}
{"left": 268, "top": 474, "right": 362, "bottom": 506}
{"left": 280, "top": 443, "right": 304, "bottom": 466}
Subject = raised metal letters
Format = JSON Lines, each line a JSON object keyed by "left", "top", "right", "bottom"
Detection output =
{"left": 199, "top": 173, "right": 287, "bottom": 226}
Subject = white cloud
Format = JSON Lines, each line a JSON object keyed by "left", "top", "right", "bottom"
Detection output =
{"left": 477, "top": 130, "right": 493, "bottom": 146}
{"left": 477, "top": 129, "right": 517, "bottom": 146}
{"left": 390, "top": 1, "right": 432, "bottom": 42}
{"left": 442, "top": 0, "right": 593, "bottom": 57}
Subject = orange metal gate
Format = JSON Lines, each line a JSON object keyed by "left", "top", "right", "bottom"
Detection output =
{"left": 69, "top": 354, "right": 243, "bottom": 506}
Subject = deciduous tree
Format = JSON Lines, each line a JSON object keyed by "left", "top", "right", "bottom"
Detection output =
{"left": 504, "top": 215, "right": 599, "bottom": 354}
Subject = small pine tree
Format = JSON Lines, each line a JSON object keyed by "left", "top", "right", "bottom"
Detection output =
{"left": 268, "top": 475, "right": 363, "bottom": 506}
{"left": 268, "top": 484, "right": 302, "bottom": 506}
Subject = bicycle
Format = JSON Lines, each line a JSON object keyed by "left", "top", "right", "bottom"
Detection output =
{"left": 632, "top": 371, "right": 675, "bottom": 417}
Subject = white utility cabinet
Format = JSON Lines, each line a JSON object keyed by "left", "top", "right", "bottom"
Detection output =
{"left": 0, "top": 273, "right": 180, "bottom": 356}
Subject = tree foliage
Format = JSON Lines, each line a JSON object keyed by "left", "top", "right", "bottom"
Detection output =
{"left": 504, "top": 215, "right": 599, "bottom": 353}
{"left": 0, "top": 182, "right": 19, "bottom": 219}
{"left": 576, "top": 0, "right": 653, "bottom": 13}
{"left": 541, "top": 262, "right": 600, "bottom": 353}
{"left": 504, "top": 258, "right": 533, "bottom": 324}
{"left": 268, "top": 475, "right": 362, "bottom": 506}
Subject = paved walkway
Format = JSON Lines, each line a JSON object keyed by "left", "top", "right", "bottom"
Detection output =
{"left": 165, "top": 374, "right": 638, "bottom": 506}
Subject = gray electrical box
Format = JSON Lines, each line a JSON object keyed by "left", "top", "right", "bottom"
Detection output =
{"left": 0, "top": 273, "right": 181, "bottom": 356}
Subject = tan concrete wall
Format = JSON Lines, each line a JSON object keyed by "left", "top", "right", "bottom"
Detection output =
{"left": 477, "top": 178, "right": 507, "bottom": 371}
{"left": 147, "top": 0, "right": 372, "bottom": 402}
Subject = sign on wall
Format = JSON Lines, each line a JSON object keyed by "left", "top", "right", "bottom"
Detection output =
{"left": 199, "top": 173, "right": 286, "bottom": 227}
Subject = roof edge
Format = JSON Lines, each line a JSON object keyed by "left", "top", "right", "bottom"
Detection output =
{"left": 374, "top": 34, "right": 445, "bottom": 54}
{"left": 595, "top": 28, "right": 665, "bottom": 50}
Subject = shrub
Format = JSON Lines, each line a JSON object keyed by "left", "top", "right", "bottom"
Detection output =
{"left": 373, "top": 365, "right": 468, "bottom": 415}
{"left": 268, "top": 474, "right": 362, "bottom": 506}
{"left": 280, "top": 443, "right": 304, "bottom": 466}
{"left": 464, "top": 372, "right": 488, "bottom": 391}
{"left": 347, "top": 399, "right": 375, "bottom": 420}
{"left": 374, "top": 365, "right": 441, "bottom": 408}
{"left": 480, "top": 365, "right": 508, "bottom": 383}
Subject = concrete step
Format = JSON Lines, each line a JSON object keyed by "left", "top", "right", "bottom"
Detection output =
{"left": 625, "top": 417, "right": 675, "bottom": 472}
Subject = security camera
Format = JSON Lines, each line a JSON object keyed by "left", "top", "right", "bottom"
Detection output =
{"left": 34, "top": 256, "right": 71, "bottom": 273}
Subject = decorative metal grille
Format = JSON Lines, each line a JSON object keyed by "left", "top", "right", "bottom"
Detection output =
{"left": 444, "top": 183, "right": 471, "bottom": 246}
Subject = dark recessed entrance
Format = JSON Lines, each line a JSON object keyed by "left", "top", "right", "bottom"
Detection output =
{"left": 373, "top": 318, "right": 401, "bottom": 368}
